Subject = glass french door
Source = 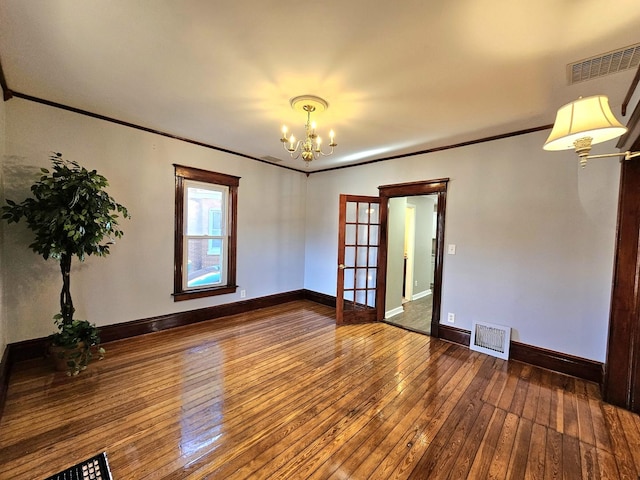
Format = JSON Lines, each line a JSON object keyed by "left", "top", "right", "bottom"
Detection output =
{"left": 336, "top": 195, "right": 380, "bottom": 324}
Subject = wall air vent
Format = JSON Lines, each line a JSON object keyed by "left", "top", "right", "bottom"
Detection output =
{"left": 568, "top": 43, "right": 640, "bottom": 85}
{"left": 470, "top": 321, "right": 511, "bottom": 360}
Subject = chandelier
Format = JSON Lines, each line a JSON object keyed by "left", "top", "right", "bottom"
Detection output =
{"left": 280, "top": 95, "right": 337, "bottom": 165}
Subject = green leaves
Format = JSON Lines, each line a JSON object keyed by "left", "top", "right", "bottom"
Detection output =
{"left": 1, "top": 153, "right": 130, "bottom": 262}
{"left": 1, "top": 153, "right": 130, "bottom": 331}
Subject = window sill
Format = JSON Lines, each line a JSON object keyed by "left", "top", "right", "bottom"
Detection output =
{"left": 172, "top": 285, "right": 238, "bottom": 302}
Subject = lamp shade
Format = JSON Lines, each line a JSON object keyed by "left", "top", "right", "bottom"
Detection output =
{"left": 543, "top": 95, "right": 627, "bottom": 151}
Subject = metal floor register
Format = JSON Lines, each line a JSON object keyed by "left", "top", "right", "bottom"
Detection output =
{"left": 44, "top": 452, "right": 112, "bottom": 480}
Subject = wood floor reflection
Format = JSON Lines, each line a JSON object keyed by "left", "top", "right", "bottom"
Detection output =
{"left": 385, "top": 294, "right": 433, "bottom": 334}
{"left": 1, "top": 300, "right": 639, "bottom": 479}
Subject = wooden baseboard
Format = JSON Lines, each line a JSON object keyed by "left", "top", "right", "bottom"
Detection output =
{"left": 99, "top": 290, "right": 306, "bottom": 343}
{"left": 303, "top": 289, "right": 337, "bottom": 307}
{"left": 438, "top": 324, "right": 471, "bottom": 346}
{"left": 0, "top": 346, "right": 9, "bottom": 419}
{"left": 2, "top": 289, "right": 306, "bottom": 379}
{"left": 438, "top": 324, "right": 603, "bottom": 384}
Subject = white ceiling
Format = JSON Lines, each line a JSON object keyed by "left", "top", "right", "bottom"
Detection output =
{"left": 1, "top": 0, "right": 639, "bottom": 172}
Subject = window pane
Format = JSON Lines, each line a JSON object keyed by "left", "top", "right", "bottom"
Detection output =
{"left": 186, "top": 185, "right": 224, "bottom": 236}
{"left": 207, "top": 238, "right": 222, "bottom": 256}
{"left": 186, "top": 238, "right": 224, "bottom": 288}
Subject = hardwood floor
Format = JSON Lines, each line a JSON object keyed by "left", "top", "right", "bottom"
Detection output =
{"left": 1, "top": 300, "right": 640, "bottom": 479}
{"left": 385, "top": 294, "right": 433, "bottom": 335}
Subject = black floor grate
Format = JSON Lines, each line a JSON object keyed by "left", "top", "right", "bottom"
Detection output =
{"left": 44, "top": 452, "right": 112, "bottom": 480}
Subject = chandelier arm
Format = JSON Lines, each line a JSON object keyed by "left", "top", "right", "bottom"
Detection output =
{"left": 282, "top": 140, "right": 303, "bottom": 160}
{"left": 317, "top": 145, "right": 336, "bottom": 157}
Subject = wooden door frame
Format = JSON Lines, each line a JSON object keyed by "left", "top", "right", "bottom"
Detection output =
{"left": 603, "top": 98, "right": 640, "bottom": 411}
{"left": 376, "top": 179, "right": 449, "bottom": 337}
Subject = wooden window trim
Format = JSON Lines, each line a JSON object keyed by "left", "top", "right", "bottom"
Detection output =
{"left": 173, "top": 164, "right": 240, "bottom": 301}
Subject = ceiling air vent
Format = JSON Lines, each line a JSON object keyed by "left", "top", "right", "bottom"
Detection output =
{"left": 568, "top": 43, "right": 640, "bottom": 85}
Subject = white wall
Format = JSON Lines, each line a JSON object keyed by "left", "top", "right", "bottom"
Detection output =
{"left": 385, "top": 197, "right": 406, "bottom": 316}
{"left": 412, "top": 195, "right": 435, "bottom": 297}
{"left": 304, "top": 130, "right": 619, "bottom": 362}
{"left": 1, "top": 97, "right": 622, "bottom": 364}
{"left": 2, "top": 99, "right": 307, "bottom": 343}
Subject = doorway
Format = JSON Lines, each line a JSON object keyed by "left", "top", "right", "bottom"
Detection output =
{"left": 384, "top": 195, "right": 437, "bottom": 334}
{"left": 376, "top": 179, "right": 449, "bottom": 337}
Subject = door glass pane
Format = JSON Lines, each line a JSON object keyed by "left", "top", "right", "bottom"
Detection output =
{"left": 368, "top": 247, "right": 378, "bottom": 267}
{"left": 346, "top": 202, "right": 357, "bottom": 223}
{"left": 355, "top": 268, "right": 367, "bottom": 289}
{"left": 356, "top": 247, "right": 369, "bottom": 267}
{"left": 357, "top": 224, "right": 369, "bottom": 245}
{"left": 356, "top": 290, "right": 367, "bottom": 306}
{"left": 369, "top": 225, "right": 379, "bottom": 246}
{"left": 358, "top": 203, "right": 371, "bottom": 223}
{"left": 344, "top": 269, "right": 354, "bottom": 289}
{"left": 367, "top": 290, "right": 376, "bottom": 307}
{"left": 346, "top": 224, "right": 356, "bottom": 245}
{"left": 369, "top": 203, "right": 379, "bottom": 224}
{"left": 345, "top": 247, "right": 356, "bottom": 267}
{"left": 344, "top": 290, "right": 354, "bottom": 302}
{"left": 367, "top": 268, "right": 376, "bottom": 288}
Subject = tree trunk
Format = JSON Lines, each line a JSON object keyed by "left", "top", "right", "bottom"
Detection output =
{"left": 59, "top": 253, "right": 74, "bottom": 324}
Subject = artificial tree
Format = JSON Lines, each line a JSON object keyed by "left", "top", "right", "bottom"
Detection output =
{"left": 2, "top": 152, "right": 129, "bottom": 374}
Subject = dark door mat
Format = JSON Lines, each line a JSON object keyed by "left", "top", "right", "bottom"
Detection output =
{"left": 44, "top": 452, "right": 112, "bottom": 480}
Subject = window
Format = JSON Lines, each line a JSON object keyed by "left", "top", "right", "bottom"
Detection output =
{"left": 173, "top": 165, "right": 239, "bottom": 301}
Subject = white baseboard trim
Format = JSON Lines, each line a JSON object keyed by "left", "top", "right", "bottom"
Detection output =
{"left": 385, "top": 306, "right": 404, "bottom": 319}
{"left": 412, "top": 289, "right": 432, "bottom": 301}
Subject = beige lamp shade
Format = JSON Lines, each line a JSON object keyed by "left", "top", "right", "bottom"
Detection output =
{"left": 543, "top": 95, "right": 627, "bottom": 151}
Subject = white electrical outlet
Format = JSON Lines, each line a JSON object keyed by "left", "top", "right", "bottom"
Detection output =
{"left": 447, "top": 313, "right": 455, "bottom": 323}
{"left": 240, "top": 290, "right": 246, "bottom": 298}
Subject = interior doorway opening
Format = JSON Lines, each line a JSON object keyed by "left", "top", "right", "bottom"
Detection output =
{"left": 376, "top": 179, "right": 448, "bottom": 337}
{"left": 384, "top": 195, "right": 437, "bottom": 334}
